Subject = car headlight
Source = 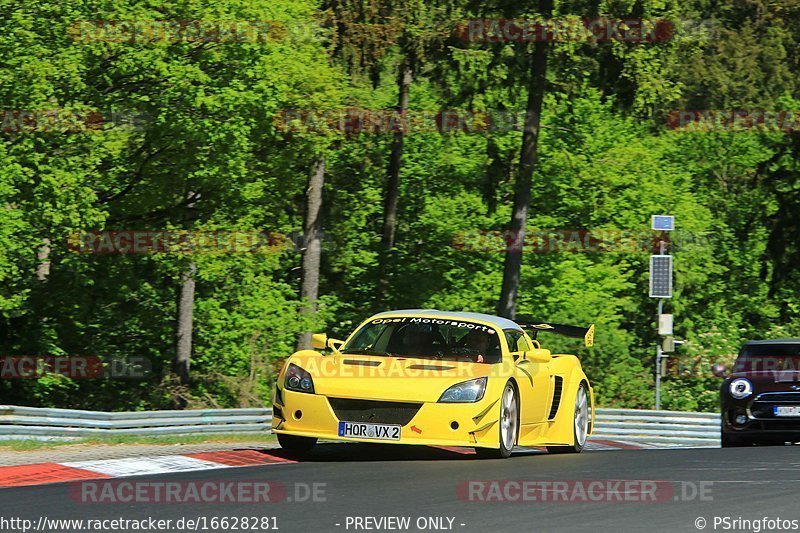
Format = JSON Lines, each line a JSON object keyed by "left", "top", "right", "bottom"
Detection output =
{"left": 285, "top": 363, "right": 315, "bottom": 394}
{"left": 438, "top": 377, "right": 487, "bottom": 403}
{"left": 729, "top": 378, "right": 752, "bottom": 399}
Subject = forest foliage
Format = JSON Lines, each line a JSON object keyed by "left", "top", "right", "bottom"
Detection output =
{"left": 0, "top": 0, "right": 798, "bottom": 412}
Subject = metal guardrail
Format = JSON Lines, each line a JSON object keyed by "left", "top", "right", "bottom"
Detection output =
{"left": 592, "top": 408, "right": 720, "bottom": 447}
{"left": 0, "top": 405, "right": 273, "bottom": 440}
{"left": 0, "top": 405, "right": 721, "bottom": 446}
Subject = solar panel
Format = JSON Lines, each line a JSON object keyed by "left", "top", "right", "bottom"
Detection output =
{"left": 649, "top": 255, "right": 673, "bottom": 298}
{"left": 651, "top": 215, "right": 675, "bottom": 231}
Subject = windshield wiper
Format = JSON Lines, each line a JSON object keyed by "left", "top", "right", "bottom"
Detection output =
{"left": 340, "top": 348, "right": 394, "bottom": 357}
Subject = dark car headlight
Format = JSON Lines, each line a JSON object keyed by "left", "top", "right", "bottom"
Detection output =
{"left": 438, "top": 377, "right": 487, "bottom": 403}
{"left": 729, "top": 378, "right": 752, "bottom": 399}
{"left": 285, "top": 363, "right": 315, "bottom": 394}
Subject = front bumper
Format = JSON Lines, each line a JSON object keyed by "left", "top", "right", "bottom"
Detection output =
{"left": 723, "top": 416, "right": 800, "bottom": 436}
{"left": 273, "top": 388, "right": 503, "bottom": 448}
{"left": 722, "top": 396, "right": 800, "bottom": 436}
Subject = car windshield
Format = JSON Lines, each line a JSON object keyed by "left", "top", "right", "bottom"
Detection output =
{"left": 342, "top": 317, "right": 502, "bottom": 363}
{"left": 734, "top": 344, "right": 800, "bottom": 373}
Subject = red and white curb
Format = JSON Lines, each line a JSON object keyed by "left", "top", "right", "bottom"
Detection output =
{"left": 0, "top": 440, "right": 656, "bottom": 488}
{"left": 0, "top": 450, "right": 295, "bottom": 488}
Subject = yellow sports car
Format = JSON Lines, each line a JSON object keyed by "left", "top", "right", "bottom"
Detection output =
{"left": 272, "top": 310, "right": 594, "bottom": 458}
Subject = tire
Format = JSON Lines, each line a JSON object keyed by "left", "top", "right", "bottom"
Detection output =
{"left": 721, "top": 432, "right": 773, "bottom": 447}
{"left": 475, "top": 382, "right": 518, "bottom": 459}
{"left": 277, "top": 433, "right": 317, "bottom": 454}
{"left": 547, "top": 382, "right": 590, "bottom": 455}
{"left": 721, "top": 432, "right": 747, "bottom": 448}
{"left": 756, "top": 436, "right": 787, "bottom": 447}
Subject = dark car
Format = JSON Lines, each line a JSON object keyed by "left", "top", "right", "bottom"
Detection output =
{"left": 721, "top": 339, "right": 800, "bottom": 447}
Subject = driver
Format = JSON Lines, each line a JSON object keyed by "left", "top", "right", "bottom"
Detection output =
{"left": 461, "top": 330, "right": 491, "bottom": 363}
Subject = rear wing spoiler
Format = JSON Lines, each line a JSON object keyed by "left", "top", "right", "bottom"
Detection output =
{"left": 515, "top": 319, "right": 595, "bottom": 348}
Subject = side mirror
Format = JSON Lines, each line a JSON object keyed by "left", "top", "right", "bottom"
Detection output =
{"left": 711, "top": 363, "right": 727, "bottom": 378}
{"left": 526, "top": 348, "right": 552, "bottom": 363}
{"left": 310, "top": 333, "right": 344, "bottom": 352}
{"left": 310, "top": 333, "right": 328, "bottom": 350}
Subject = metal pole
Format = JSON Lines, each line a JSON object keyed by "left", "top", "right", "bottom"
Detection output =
{"left": 655, "top": 235, "right": 666, "bottom": 410}
{"left": 656, "top": 298, "right": 664, "bottom": 410}
{"left": 653, "top": 230, "right": 671, "bottom": 410}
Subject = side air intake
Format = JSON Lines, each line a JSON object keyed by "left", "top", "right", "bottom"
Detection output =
{"left": 548, "top": 376, "right": 564, "bottom": 420}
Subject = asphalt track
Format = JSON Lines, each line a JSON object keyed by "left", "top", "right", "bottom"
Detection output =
{"left": 1, "top": 444, "right": 799, "bottom": 533}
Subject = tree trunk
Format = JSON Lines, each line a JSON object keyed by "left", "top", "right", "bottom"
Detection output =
{"left": 175, "top": 261, "right": 196, "bottom": 385}
{"left": 496, "top": 0, "right": 553, "bottom": 320}
{"left": 297, "top": 156, "right": 326, "bottom": 350}
{"left": 380, "top": 54, "right": 413, "bottom": 250}
{"left": 376, "top": 53, "right": 412, "bottom": 305}
{"left": 36, "top": 238, "right": 51, "bottom": 281}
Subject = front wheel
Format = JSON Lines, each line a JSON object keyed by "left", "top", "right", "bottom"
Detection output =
{"left": 720, "top": 431, "right": 780, "bottom": 447}
{"left": 475, "top": 382, "right": 518, "bottom": 459}
{"left": 547, "top": 383, "right": 590, "bottom": 454}
{"left": 757, "top": 437, "right": 788, "bottom": 447}
{"left": 721, "top": 432, "right": 748, "bottom": 448}
{"left": 277, "top": 433, "right": 317, "bottom": 454}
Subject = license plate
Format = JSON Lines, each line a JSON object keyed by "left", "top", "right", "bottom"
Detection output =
{"left": 774, "top": 406, "right": 800, "bottom": 417}
{"left": 337, "top": 421, "right": 401, "bottom": 440}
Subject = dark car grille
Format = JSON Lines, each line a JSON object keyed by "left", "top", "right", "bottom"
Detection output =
{"left": 328, "top": 398, "right": 422, "bottom": 426}
{"left": 751, "top": 392, "right": 800, "bottom": 418}
{"left": 755, "top": 392, "right": 800, "bottom": 402}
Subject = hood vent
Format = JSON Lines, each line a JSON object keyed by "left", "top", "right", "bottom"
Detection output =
{"left": 343, "top": 359, "right": 382, "bottom": 366}
{"left": 406, "top": 364, "right": 456, "bottom": 371}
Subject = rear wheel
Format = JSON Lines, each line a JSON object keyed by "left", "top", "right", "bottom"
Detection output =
{"left": 547, "top": 383, "right": 590, "bottom": 454}
{"left": 475, "top": 382, "right": 517, "bottom": 459}
{"left": 277, "top": 433, "right": 317, "bottom": 454}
